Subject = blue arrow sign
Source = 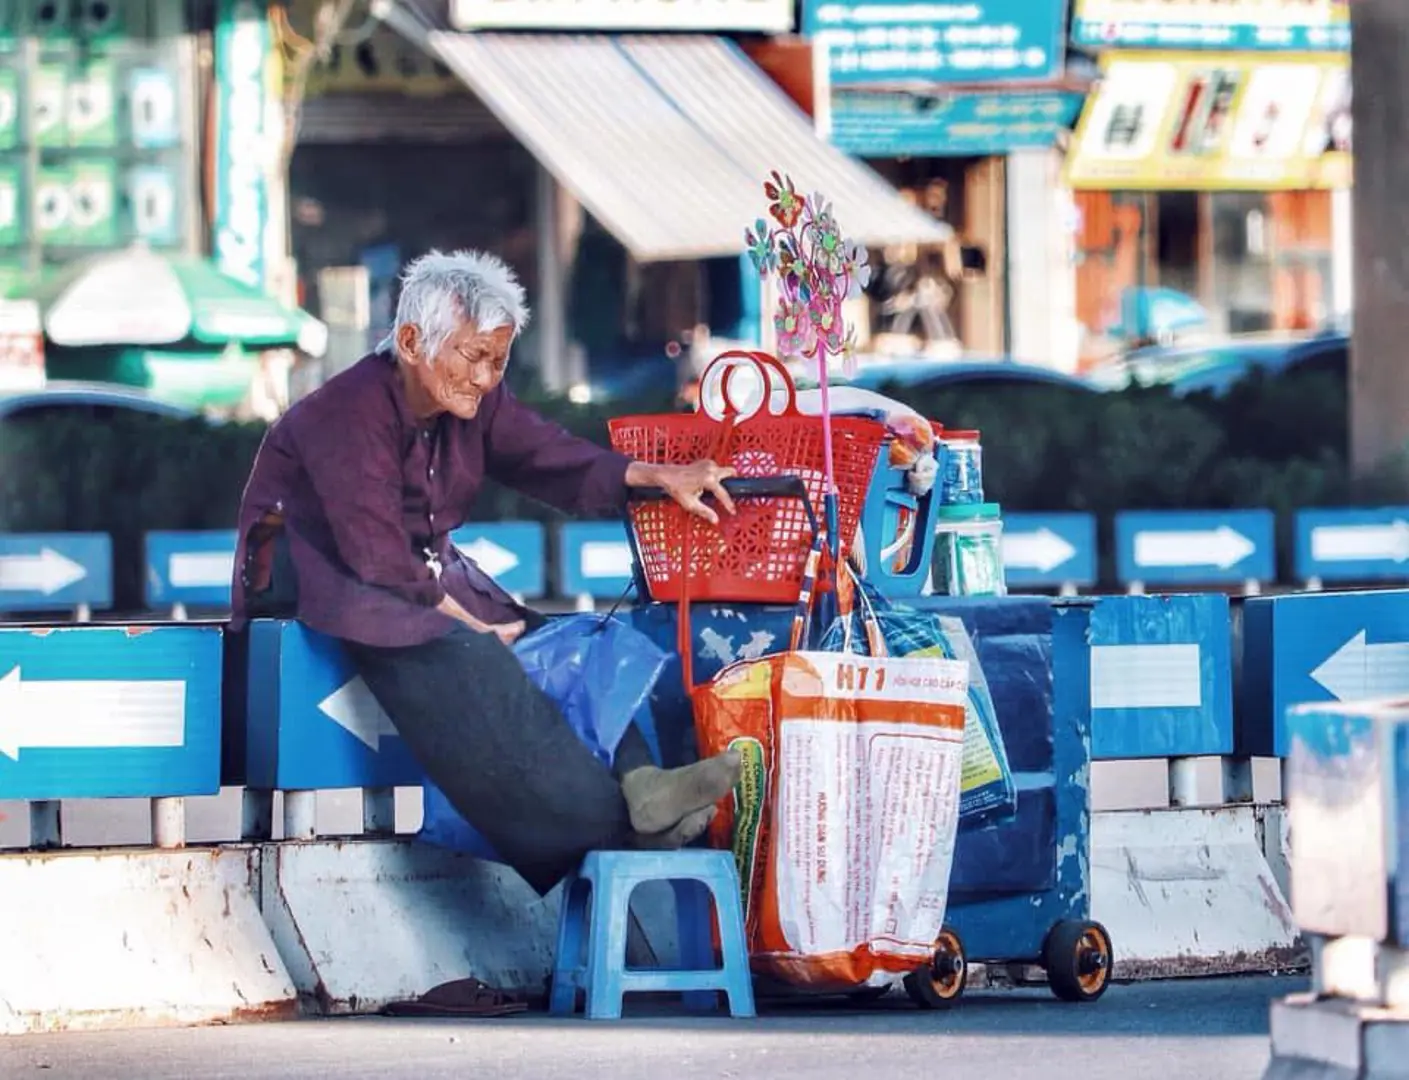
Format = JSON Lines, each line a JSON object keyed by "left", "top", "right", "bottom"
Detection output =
{"left": 1084, "top": 593, "right": 1234, "bottom": 760}
{"left": 1242, "top": 589, "right": 1409, "bottom": 759}
{"left": 0, "top": 533, "right": 112, "bottom": 613}
{"left": 1295, "top": 507, "right": 1409, "bottom": 584}
{"left": 559, "top": 522, "right": 637, "bottom": 600}
{"left": 449, "top": 521, "right": 546, "bottom": 599}
{"left": 1001, "top": 513, "right": 1097, "bottom": 588}
{"left": 1115, "top": 509, "right": 1276, "bottom": 586}
{"left": 145, "top": 530, "right": 238, "bottom": 608}
{"left": 0, "top": 625, "right": 222, "bottom": 800}
{"left": 244, "top": 619, "right": 423, "bottom": 791}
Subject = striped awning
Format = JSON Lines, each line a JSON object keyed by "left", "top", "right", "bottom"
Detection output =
{"left": 427, "top": 32, "right": 952, "bottom": 263}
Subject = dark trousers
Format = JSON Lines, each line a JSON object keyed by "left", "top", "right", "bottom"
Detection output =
{"left": 343, "top": 622, "right": 655, "bottom": 896}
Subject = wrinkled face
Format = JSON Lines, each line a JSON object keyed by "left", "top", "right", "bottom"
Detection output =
{"left": 398, "top": 319, "right": 513, "bottom": 420}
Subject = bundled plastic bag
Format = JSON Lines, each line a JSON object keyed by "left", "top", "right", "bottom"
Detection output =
{"left": 688, "top": 542, "right": 970, "bottom": 989}
{"left": 418, "top": 614, "right": 669, "bottom": 860}
{"left": 818, "top": 573, "right": 1018, "bottom": 830}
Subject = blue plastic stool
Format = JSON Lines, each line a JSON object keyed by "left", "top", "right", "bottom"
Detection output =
{"left": 548, "top": 848, "right": 757, "bottom": 1020}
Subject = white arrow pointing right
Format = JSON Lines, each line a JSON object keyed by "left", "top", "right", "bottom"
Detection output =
{"left": 0, "top": 548, "right": 87, "bottom": 595}
{"left": 456, "top": 537, "right": 519, "bottom": 580}
{"left": 1003, "top": 528, "right": 1077, "bottom": 574}
{"left": 1310, "top": 520, "right": 1409, "bottom": 564}
{"left": 1134, "top": 526, "right": 1256, "bottom": 570}
{"left": 581, "top": 540, "right": 633, "bottom": 580}
{"left": 0, "top": 667, "right": 186, "bottom": 760}
{"left": 168, "top": 551, "right": 235, "bottom": 588}
{"left": 318, "top": 676, "right": 397, "bottom": 752}
{"left": 1310, "top": 630, "right": 1409, "bottom": 702}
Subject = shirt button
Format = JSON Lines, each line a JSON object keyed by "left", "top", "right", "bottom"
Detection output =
{"left": 429, "top": 467, "right": 435, "bottom": 477}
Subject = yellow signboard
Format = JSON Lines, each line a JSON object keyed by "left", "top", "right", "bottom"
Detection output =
{"left": 1065, "top": 51, "right": 1351, "bottom": 191}
{"left": 1071, "top": 0, "right": 1350, "bottom": 51}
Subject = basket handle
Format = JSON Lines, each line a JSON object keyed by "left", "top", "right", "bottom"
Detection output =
{"left": 628, "top": 475, "right": 822, "bottom": 693}
{"left": 701, "top": 349, "right": 800, "bottom": 419}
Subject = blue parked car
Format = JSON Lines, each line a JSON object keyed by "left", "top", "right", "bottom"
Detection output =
{"left": 840, "top": 357, "right": 1098, "bottom": 395}
{"left": 1085, "top": 330, "right": 1348, "bottom": 397}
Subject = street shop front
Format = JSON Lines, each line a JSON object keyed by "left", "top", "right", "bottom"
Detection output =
{"left": 1063, "top": 0, "right": 1352, "bottom": 367}
{"left": 803, "top": 0, "right": 1087, "bottom": 371}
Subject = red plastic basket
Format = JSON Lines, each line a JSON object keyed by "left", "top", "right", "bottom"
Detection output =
{"left": 608, "top": 351, "right": 887, "bottom": 605}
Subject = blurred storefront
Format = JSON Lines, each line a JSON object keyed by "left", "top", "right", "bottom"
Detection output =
{"left": 798, "top": 0, "right": 1087, "bottom": 371}
{"left": 285, "top": 0, "right": 949, "bottom": 399}
{"left": 1064, "top": 0, "right": 1353, "bottom": 368}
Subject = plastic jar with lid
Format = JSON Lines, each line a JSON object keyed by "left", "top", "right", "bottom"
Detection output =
{"left": 939, "top": 429, "right": 983, "bottom": 506}
{"left": 932, "top": 503, "right": 1006, "bottom": 597}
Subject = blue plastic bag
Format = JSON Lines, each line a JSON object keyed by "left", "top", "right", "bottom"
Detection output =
{"left": 417, "top": 614, "right": 669, "bottom": 860}
{"left": 819, "top": 577, "right": 1019, "bottom": 830}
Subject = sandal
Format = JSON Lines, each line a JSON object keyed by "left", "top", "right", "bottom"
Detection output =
{"left": 380, "top": 976, "right": 530, "bottom": 1018}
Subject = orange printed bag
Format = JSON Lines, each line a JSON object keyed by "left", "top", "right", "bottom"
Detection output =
{"left": 677, "top": 482, "right": 971, "bottom": 990}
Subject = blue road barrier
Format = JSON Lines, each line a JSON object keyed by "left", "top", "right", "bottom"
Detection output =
{"left": 1294, "top": 507, "right": 1409, "bottom": 585}
{"left": 1001, "top": 512, "right": 1098, "bottom": 589}
{"left": 0, "top": 624, "right": 222, "bottom": 800}
{"left": 448, "top": 521, "right": 547, "bottom": 600}
{"left": 558, "top": 521, "right": 636, "bottom": 600}
{"left": 145, "top": 530, "right": 238, "bottom": 609}
{"left": 0, "top": 533, "right": 112, "bottom": 613}
{"left": 1115, "top": 509, "right": 1276, "bottom": 588}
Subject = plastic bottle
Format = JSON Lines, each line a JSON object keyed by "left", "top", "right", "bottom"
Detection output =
{"left": 933, "top": 502, "right": 1006, "bottom": 597}
{"left": 939, "top": 429, "right": 983, "bottom": 506}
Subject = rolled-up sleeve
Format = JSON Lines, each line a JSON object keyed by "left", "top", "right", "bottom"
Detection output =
{"left": 484, "top": 387, "right": 631, "bottom": 516}
{"left": 294, "top": 414, "right": 446, "bottom": 608}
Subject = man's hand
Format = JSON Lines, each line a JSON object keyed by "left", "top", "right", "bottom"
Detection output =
{"left": 486, "top": 619, "right": 527, "bottom": 647}
{"left": 436, "top": 595, "right": 526, "bottom": 647}
{"left": 626, "top": 460, "right": 738, "bottom": 526}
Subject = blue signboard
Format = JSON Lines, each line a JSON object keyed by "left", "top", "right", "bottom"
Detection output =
{"left": 1242, "top": 589, "right": 1409, "bottom": 759}
{"left": 1114, "top": 509, "right": 1275, "bottom": 587}
{"left": 1001, "top": 512, "right": 1097, "bottom": 588}
{"left": 449, "top": 522, "right": 547, "bottom": 600}
{"left": 1295, "top": 507, "right": 1409, "bottom": 585}
{"left": 804, "top": 0, "right": 1067, "bottom": 86}
{"left": 1071, "top": 0, "right": 1350, "bottom": 53}
{"left": 559, "top": 522, "right": 637, "bottom": 600}
{"left": 0, "top": 625, "right": 223, "bottom": 800}
{"left": 145, "top": 530, "right": 238, "bottom": 609}
{"left": 1081, "top": 593, "right": 1233, "bottom": 760}
{"left": 830, "top": 89, "right": 1085, "bottom": 157}
{"left": 244, "top": 619, "right": 424, "bottom": 791}
{"left": 0, "top": 533, "right": 112, "bottom": 613}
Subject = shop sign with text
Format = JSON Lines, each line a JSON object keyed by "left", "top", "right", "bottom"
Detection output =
{"left": 1066, "top": 51, "right": 1351, "bottom": 191}
{"left": 214, "top": 0, "right": 272, "bottom": 291}
{"left": 451, "top": 0, "right": 792, "bottom": 32}
{"left": 830, "top": 88, "right": 1084, "bottom": 156}
{"left": 804, "top": 0, "right": 1067, "bottom": 86}
{"left": 1072, "top": 0, "right": 1350, "bottom": 52}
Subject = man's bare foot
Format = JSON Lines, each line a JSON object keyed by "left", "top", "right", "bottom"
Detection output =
{"left": 620, "top": 750, "right": 742, "bottom": 836}
{"left": 631, "top": 806, "right": 717, "bottom": 851}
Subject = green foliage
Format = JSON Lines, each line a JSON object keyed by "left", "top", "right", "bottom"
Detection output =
{"left": 0, "top": 362, "right": 1392, "bottom": 605}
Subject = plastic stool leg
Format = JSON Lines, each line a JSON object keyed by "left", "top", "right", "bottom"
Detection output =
{"left": 706, "top": 876, "right": 756, "bottom": 1019}
{"left": 672, "top": 877, "right": 720, "bottom": 1012}
{"left": 549, "top": 875, "right": 590, "bottom": 1016}
{"left": 584, "top": 871, "right": 634, "bottom": 1020}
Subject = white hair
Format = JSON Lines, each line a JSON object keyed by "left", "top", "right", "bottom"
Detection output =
{"left": 380, "top": 249, "right": 531, "bottom": 361}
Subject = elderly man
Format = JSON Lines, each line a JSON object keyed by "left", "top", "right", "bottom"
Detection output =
{"left": 231, "top": 249, "right": 742, "bottom": 898}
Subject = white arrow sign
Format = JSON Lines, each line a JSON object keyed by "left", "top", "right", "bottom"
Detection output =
{"left": 455, "top": 537, "right": 519, "bottom": 580}
{"left": 1310, "top": 630, "right": 1409, "bottom": 702}
{"left": 0, "top": 548, "right": 87, "bottom": 595}
{"left": 168, "top": 551, "right": 236, "bottom": 588}
{"left": 319, "top": 676, "right": 397, "bottom": 751}
{"left": 0, "top": 667, "right": 186, "bottom": 760}
{"left": 1134, "top": 526, "right": 1256, "bottom": 570}
{"left": 581, "top": 540, "right": 633, "bottom": 579}
{"left": 1003, "top": 528, "right": 1077, "bottom": 574}
{"left": 1310, "top": 520, "right": 1409, "bottom": 564}
{"left": 1090, "top": 644, "right": 1203, "bottom": 710}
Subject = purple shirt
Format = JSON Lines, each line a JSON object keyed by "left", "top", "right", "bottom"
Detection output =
{"left": 231, "top": 350, "right": 632, "bottom": 647}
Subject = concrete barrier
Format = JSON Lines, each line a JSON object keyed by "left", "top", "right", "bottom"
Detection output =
{"left": 0, "top": 845, "right": 295, "bottom": 1034}
{"left": 1091, "top": 805, "right": 1302, "bottom": 980}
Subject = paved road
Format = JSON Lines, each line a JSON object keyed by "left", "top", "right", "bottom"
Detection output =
{"left": 1, "top": 976, "right": 1298, "bottom": 1080}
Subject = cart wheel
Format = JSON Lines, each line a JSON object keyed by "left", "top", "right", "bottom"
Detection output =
{"left": 904, "top": 927, "right": 967, "bottom": 1009}
{"left": 1043, "top": 920, "right": 1113, "bottom": 1003}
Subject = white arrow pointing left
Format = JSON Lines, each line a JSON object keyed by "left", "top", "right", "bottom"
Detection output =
{"left": 0, "top": 667, "right": 186, "bottom": 760}
{"left": 1310, "top": 630, "right": 1409, "bottom": 702}
{"left": 318, "top": 676, "right": 397, "bottom": 752}
{"left": 0, "top": 548, "right": 87, "bottom": 595}
{"left": 168, "top": 551, "right": 236, "bottom": 588}
{"left": 1003, "top": 528, "right": 1077, "bottom": 574}
{"left": 1134, "top": 526, "right": 1256, "bottom": 570}
{"left": 456, "top": 537, "right": 519, "bottom": 580}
